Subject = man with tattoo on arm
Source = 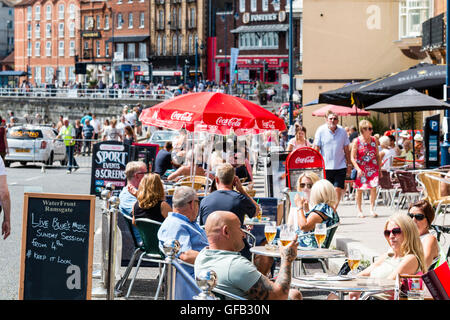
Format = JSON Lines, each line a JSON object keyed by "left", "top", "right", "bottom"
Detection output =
{"left": 195, "top": 210, "right": 302, "bottom": 300}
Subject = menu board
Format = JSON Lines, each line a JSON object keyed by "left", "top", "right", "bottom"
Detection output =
{"left": 90, "top": 141, "right": 130, "bottom": 197}
{"left": 19, "top": 193, "right": 95, "bottom": 300}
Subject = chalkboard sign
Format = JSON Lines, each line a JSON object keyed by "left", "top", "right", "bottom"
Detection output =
{"left": 90, "top": 141, "right": 130, "bottom": 197}
{"left": 19, "top": 193, "right": 95, "bottom": 300}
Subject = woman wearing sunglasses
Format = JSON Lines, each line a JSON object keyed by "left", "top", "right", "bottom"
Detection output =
{"left": 408, "top": 200, "right": 446, "bottom": 270}
{"left": 350, "top": 120, "right": 381, "bottom": 218}
{"left": 287, "top": 172, "right": 320, "bottom": 226}
{"left": 344, "top": 214, "right": 426, "bottom": 300}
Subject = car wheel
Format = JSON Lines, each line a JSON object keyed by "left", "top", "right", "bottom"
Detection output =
{"left": 46, "top": 152, "right": 54, "bottom": 166}
{"left": 20, "top": 161, "right": 27, "bottom": 166}
{"left": 60, "top": 155, "right": 68, "bottom": 166}
{"left": 4, "top": 160, "right": 10, "bottom": 167}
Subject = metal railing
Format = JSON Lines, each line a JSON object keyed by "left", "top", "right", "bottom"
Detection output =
{"left": 0, "top": 87, "right": 174, "bottom": 101}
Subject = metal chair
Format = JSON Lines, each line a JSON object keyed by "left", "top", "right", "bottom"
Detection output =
{"left": 374, "top": 170, "right": 400, "bottom": 209}
{"left": 114, "top": 214, "right": 145, "bottom": 294}
{"left": 212, "top": 287, "right": 247, "bottom": 300}
{"left": 394, "top": 170, "right": 423, "bottom": 210}
{"left": 126, "top": 218, "right": 167, "bottom": 299}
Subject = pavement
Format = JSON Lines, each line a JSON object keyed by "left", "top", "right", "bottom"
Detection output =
{"left": 90, "top": 169, "right": 450, "bottom": 300}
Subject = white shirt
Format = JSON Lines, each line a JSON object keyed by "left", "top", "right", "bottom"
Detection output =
{"left": 91, "top": 118, "right": 102, "bottom": 134}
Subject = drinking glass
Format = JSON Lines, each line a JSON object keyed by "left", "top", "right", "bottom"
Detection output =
{"left": 264, "top": 222, "right": 277, "bottom": 250}
{"left": 314, "top": 223, "right": 327, "bottom": 249}
{"left": 279, "top": 224, "right": 296, "bottom": 247}
{"left": 347, "top": 248, "right": 362, "bottom": 276}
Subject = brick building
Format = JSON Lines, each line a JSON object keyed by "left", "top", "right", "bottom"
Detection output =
{"left": 15, "top": 0, "right": 81, "bottom": 86}
{"left": 213, "top": 0, "right": 301, "bottom": 85}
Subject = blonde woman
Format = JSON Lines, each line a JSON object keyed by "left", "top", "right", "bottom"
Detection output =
{"left": 347, "top": 213, "right": 426, "bottom": 300}
{"left": 288, "top": 171, "right": 320, "bottom": 226}
{"left": 132, "top": 173, "right": 171, "bottom": 223}
{"left": 350, "top": 119, "right": 381, "bottom": 218}
{"left": 293, "top": 179, "right": 340, "bottom": 248}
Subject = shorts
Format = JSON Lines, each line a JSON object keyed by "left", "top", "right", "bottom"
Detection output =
{"left": 325, "top": 168, "right": 346, "bottom": 189}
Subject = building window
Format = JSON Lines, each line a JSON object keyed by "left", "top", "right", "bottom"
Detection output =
{"left": 69, "top": 40, "right": 75, "bottom": 56}
{"left": 35, "top": 66, "right": 42, "bottom": 85}
{"left": 69, "top": 4, "right": 75, "bottom": 19}
{"left": 105, "top": 15, "right": 110, "bottom": 29}
{"left": 178, "top": 7, "right": 182, "bottom": 28}
{"left": 157, "top": 35, "right": 161, "bottom": 55}
{"left": 96, "top": 15, "right": 101, "bottom": 29}
{"left": 239, "top": 0, "right": 245, "bottom": 13}
{"left": 188, "top": 34, "right": 193, "bottom": 54}
{"left": 399, "top": 0, "right": 432, "bottom": 38}
{"left": 69, "top": 22, "right": 75, "bottom": 37}
{"left": 27, "top": 24, "right": 32, "bottom": 39}
{"left": 105, "top": 42, "right": 110, "bottom": 57}
{"left": 35, "top": 23, "right": 40, "bottom": 38}
{"left": 58, "top": 41, "right": 64, "bottom": 56}
{"left": 158, "top": 10, "right": 164, "bottom": 29}
{"left": 128, "top": 43, "right": 135, "bottom": 58}
{"left": 45, "top": 67, "right": 54, "bottom": 83}
{"left": 118, "top": 0, "right": 122, "bottom": 4}
{"left": 58, "top": 23, "right": 64, "bottom": 37}
{"left": 46, "top": 41, "right": 51, "bottom": 56}
{"left": 178, "top": 34, "right": 182, "bottom": 54}
{"left": 239, "top": 32, "right": 279, "bottom": 50}
{"left": 27, "top": 40, "right": 31, "bottom": 56}
{"left": 172, "top": 35, "right": 177, "bottom": 55}
{"left": 46, "top": 4, "right": 52, "bottom": 20}
{"left": 189, "top": 8, "right": 196, "bottom": 28}
{"left": 58, "top": 66, "right": 65, "bottom": 82}
{"left": 68, "top": 66, "right": 75, "bottom": 82}
{"left": 139, "top": 42, "right": 146, "bottom": 58}
{"left": 117, "top": 13, "right": 123, "bottom": 29}
{"left": 116, "top": 43, "right": 124, "bottom": 54}
{"left": 84, "top": 41, "right": 89, "bottom": 50}
{"left": 139, "top": 12, "right": 144, "bottom": 28}
{"left": 35, "top": 41, "right": 40, "bottom": 56}
{"left": 162, "top": 36, "right": 167, "bottom": 55}
{"left": 96, "top": 40, "right": 101, "bottom": 57}
{"left": 58, "top": 4, "right": 64, "bottom": 19}
{"left": 251, "top": 0, "right": 256, "bottom": 12}
{"left": 46, "top": 23, "right": 51, "bottom": 38}
{"left": 128, "top": 13, "right": 133, "bottom": 28}
{"left": 35, "top": 5, "right": 41, "bottom": 20}
{"left": 262, "top": 0, "right": 268, "bottom": 11}
{"left": 27, "top": 6, "right": 32, "bottom": 21}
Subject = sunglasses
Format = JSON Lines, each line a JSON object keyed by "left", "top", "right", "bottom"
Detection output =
{"left": 365, "top": 127, "right": 373, "bottom": 131}
{"left": 328, "top": 117, "right": 338, "bottom": 121}
{"left": 408, "top": 213, "right": 426, "bottom": 221}
{"left": 384, "top": 227, "right": 402, "bottom": 238}
{"left": 299, "top": 183, "right": 313, "bottom": 189}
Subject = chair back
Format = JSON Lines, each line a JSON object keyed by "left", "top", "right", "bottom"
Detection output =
{"left": 379, "top": 170, "right": 394, "bottom": 189}
{"left": 395, "top": 170, "right": 419, "bottom": 193}
{"left": 134, "top": 218, "right": 164, "bottom": 259}
{"left": 212, "top": 287, "right": 247, "bottom": 300}
{"left": 122, "top": 213, "right": 141, "bottom": 248}
{"left": 417, "top": 172, "right": 440, "bottom": 204}
{"left": 324, "top": 223, "right": 339, "bottom": 249}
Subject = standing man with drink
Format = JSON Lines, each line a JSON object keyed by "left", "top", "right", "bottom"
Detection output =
{"left": 313, "top": 110, "right": 351, "bottom": 209}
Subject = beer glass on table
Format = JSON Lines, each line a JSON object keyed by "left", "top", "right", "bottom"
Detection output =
{"left": 279, "top": 224, "right": 296, "bottom": 247}
{"left": 347, "top": 248, "right": 362, "bottom": 276}
{"left": 314, "top": 223, "right": 327, "bottom": 249}
{"left": 264, "top": 221, "right": 277, "bottom": 250}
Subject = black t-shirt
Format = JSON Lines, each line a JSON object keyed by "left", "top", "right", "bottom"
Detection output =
{"left": 198, "top": 190, "right": 256, "bottom": 226}
{"left": 154, "top": 149, "right": 172, "bottom": 175}
{"left": 235, "top": 165, "right": 252, "bottom": 182}
{"left": 133, "top": 200, "right": 165, "bottom": 223}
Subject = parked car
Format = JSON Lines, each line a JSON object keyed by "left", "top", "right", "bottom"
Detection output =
{"left": 5, "top": 125, "right": 67, "bottom": 167}
{"left": 148, "top": 130, "right": 179, "bottom": 149}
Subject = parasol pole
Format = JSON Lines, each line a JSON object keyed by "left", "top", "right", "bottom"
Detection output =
{"left": 411, "top": 111, "right": 416, "bottom": 170}
{"left": 444, "top": 0, "right": 450, "bottom": 166}
{"left": 394, "top": 113, "right": 398, "bottom": 147}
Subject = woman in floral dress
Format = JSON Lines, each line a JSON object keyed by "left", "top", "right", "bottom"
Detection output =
{"left": 350, "top": 120, "right": 381, "bottom": 218}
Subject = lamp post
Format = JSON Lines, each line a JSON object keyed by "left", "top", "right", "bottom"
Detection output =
{"left": 194, "top": 40, "right": 204, "bottom": 91}
{"left": 443, "top": 0, "right": 450, "bottom": 166}
{"left": 288, "top": 0, "right": 294, "bottom": 126}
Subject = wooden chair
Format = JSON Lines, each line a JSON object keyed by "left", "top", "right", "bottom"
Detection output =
{"left": 418, "top": 171, "right": 450, "bottom": 224}
{"left": 375, "top": 170, "right": 400, "bottom": 209}
{"left": 394, "top": 170, "right": 423, "bottom": 210}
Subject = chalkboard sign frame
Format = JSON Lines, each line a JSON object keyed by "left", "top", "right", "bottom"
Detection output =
{"left": 19, "top": 193, "right": 96, "bottom": 300}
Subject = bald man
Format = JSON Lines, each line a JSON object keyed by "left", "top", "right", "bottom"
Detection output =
{"left": 195, "top": 211, "right": 302, "bottom": 300}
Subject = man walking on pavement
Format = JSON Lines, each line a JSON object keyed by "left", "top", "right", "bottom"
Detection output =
{"left": 0, "top": 157, "right": 11, "bottom": 240}
{"left": 313, "top": 110, "right": 351, "bottom": 209}
{"left": 56, "top": 118, "right": 79, "bottom": 174}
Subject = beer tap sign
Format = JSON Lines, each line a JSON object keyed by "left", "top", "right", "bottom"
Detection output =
{"left": 285, "top": 147, "right": 326, "bottom": 189}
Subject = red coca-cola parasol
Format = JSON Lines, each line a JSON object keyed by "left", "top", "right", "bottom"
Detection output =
{"left": 139, "top": 92, "right": 286, "bottom": 135}
{"left": 312, "top": 104, "right": 370, "bottom": 117}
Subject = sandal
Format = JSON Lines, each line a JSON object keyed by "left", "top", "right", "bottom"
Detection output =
{"left": 371, "top": 211, "right": 378, "bottom": 218}
{"left": 357, "top": 212, "right": 365, "bottom": 218}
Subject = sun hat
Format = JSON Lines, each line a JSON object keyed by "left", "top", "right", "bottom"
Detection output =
{"left": 414, "top": 133, "right": 423, "bottom": 142}
{"left": 399, "top": 130, "right": 410, "bottom": 139}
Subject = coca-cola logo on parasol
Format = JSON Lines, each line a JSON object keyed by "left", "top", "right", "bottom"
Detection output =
{"left": 171, "top": 111, "right": 194, "bottom": 122}
{"left": 261, "top": 120, "right": 276, "bottom": 129}
{"left": 216, "top": 117, "right": 243, "bottom": 127}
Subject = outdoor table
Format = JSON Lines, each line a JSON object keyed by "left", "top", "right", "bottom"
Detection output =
{"left": 250, "top": 246, "right": 345, "bottom": 275}
{"left": 290, "top": 276, "right": 396, "bottom": 300}
{"left": 244, "top": 217, "right": 272, "bottom": 226}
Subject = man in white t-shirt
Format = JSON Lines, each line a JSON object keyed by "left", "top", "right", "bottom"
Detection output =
{"left": 0, "top": 157, "right": 11, "bottom": 239}
{"left": 91, "top": 114, "right": 102, "bottom": 140}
